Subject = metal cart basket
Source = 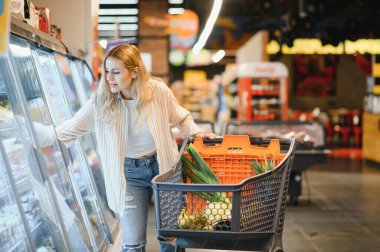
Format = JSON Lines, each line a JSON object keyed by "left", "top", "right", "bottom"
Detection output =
{"left": 152, "top": 135, "right": 296, "bottom": 251}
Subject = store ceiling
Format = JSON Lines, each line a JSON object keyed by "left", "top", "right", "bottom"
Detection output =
{"left": 98, "top": 0, "right": 380, "bottom": 50}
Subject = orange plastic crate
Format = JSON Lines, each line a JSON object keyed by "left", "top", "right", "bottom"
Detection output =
{"left": 184, "top": 135, "right": 285, "bottom": 214}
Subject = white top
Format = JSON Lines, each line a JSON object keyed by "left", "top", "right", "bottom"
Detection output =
{"left": 123, "top": 99, "right": 156, "bottom": 158}
{"left": 41, "top": 79, "right": 201, "bottom": 216}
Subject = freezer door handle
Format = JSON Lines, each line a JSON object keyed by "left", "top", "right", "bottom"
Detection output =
{"left": 57, "top": 139, "right": 70, "bottom": 168}
{"left": 32, "top": 147, "right": 49, "bottom": 182}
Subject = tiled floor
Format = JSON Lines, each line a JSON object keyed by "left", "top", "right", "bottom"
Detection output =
{"left": 109, "top": 158, "right": 380, "bottom": 252}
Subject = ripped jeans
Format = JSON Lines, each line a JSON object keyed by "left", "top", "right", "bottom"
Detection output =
{"left": 121, "top": 154, "right": 175, "bottom": 252}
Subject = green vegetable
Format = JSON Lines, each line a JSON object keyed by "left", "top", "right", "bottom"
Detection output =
{"left": 186, "top": 144, "right": 220, "bottom": 184}
{"left": 251, "top": 154, "right": 277, "bottom": 175}
{"left": 182, "top": 144, "right": 230, "bottom": 204}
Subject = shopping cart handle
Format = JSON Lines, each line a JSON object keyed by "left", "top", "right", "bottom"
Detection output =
{"left": 193, "top": 137, "right": 224, "bottom": 145}
{"left": 191, "top": 136, "right": 291, "bottom": 146}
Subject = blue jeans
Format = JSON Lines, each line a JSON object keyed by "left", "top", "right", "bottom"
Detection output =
{"left": 121, "top": 154, "right": 175, "bottom": 252}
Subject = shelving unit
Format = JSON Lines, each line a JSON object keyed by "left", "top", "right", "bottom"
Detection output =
{"left": 237, "top": 62, "right": 289, "bottom": 121}
{"left": 171, "top": 70, "right": 217, "bottom": 121}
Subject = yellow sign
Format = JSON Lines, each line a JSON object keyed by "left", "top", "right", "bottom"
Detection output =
{"left": 0, "top": 0, "right": 10, "bottom": 55}
{"left": 374, "top": 85, "right": 380, "bottom": 95}
{"left": 373, "top": 64, "right": 380, "bottom": 77}
{"left": 267, "top": 39, "right": 380, "bottom": 55}
{"left": 184, "top": 70, "right": 207, "bottom": 83}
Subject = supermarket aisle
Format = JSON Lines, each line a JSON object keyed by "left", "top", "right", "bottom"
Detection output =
{"left": 110, "top": 159, "right": 380, "bottom": 252}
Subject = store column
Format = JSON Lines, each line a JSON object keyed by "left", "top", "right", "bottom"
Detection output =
{"left": 138, "top": 0, "right": 169, "bottom": 84}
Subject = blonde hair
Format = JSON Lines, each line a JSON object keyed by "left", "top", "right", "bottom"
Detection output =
{"left": 97, "top": 44, "right": 152, "bottom": 124}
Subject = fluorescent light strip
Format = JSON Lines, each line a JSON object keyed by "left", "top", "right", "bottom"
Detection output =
{"left": 98, "top": 24, "right": 117, "bottom": 30}
{"left": 168, "top": 0, "right": 184, "bottom": 4}
{"left": 99, "top": 0, "right": 138, "bottom": 4}
{"left": 119, "top": 24, "right": 138, "bottom": 31}
{"left": 98, "top": 23, "right": 138, "bottom": 31}
{"left": 99, "top": 30, "right": 137, "bottom": 36}
{"left": 98, "top": 16, "right": 138, "bottom": 23}
{"left": 99, "top": 8, "right": 138, "bottom": 15}
{"left": 168, "top": 8, "right": 185, "bottom": 15}
{"left": 192, "top": 0, "right": 223, "bottom": 54}
{"left": 99, "top": 37, "right": 138, "bottom": 42}
{"left": 212, "top": 50, "right": 225, "bottom": 63}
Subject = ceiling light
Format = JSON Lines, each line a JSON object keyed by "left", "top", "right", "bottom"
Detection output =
{"left": 98, "top": 24, "right": 117, "bottom": 31}
{"left": 99, "top": 8, "right": 138, "bottom": 15}
{"left": 99, "top": 0, "right": 138, "bottom": 4}
{"left": 99, "top": 39, "right": 108, "bottom": 49}
{"left": 168, "top": 8, "right": 185, "bottom": 15}
{"left": 98, "top": 24, "right": 138, "bottom": 31}
{"left": 212, "top": 50, "right": 225, "bottom": 63}
{"left": 168, "top": 0, "right": 184, "bottom": 4}
{"left": 98, "top": 16, "right": 138, "bottom": 23}
{"left": 119, "top": 24, "right": 138, "bottom": 31}
{"left": 261, "top": 0, "right": 273, "bottom": 12}
{"left": 99, "top": 30, "right": 137, "bottom": 37}
{"left": 192, "top": 0, "right": 223, "bottom": 54}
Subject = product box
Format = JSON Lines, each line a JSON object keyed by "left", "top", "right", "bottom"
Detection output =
{"left": 36, "top": 6, "right": 51, "bottom": 34}
{"left": 25, "top": 1, "right": 39, "bottom": 29}
{"left": 10, "top": 0, "right": 24, "bottom": 20}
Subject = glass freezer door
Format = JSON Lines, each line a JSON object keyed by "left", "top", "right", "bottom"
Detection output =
{"left": 55, "top": 54, "right": 117, "bottom": 237}
{"left": 0, "top": 57, "right": 66, "bottom": 251}
{"left": 0, "top": 153, "right": 30, "bottom": 252}
{"left": 33, "top": 48, "right": 108, "bottom": 249}
{"left": 7, "top": 35, "right": 92, "bottom": 251}
{"left": 72, "top": 59, "right": 96, "bottom": 104}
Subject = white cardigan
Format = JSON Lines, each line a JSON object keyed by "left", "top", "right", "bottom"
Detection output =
{"left": 55, "top": 79, "right": 200, "bottom": 216}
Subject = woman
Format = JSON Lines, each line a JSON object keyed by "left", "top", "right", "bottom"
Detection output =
{"left": 55, "top": 44, "right": 215, "bottom": 251}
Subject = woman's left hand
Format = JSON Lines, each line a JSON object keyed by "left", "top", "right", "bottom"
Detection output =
{"left": 194, "top": 132, "right": 218, "bottom": 139}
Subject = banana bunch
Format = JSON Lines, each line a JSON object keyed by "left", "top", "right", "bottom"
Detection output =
{"left": 177, "top": 209, "right": 191, "bottom": 229}
{"left": 177, "top": 209, "right": 214, "bottom": 231}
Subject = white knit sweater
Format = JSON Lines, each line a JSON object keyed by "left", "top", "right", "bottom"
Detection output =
{"left": 54, "top": 79, "right": 200, "bottom": 216}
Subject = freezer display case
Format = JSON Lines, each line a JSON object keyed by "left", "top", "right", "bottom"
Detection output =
{"left": 54, "top": 54, "right": 118, "bottom": 238}
{"left": 7, "top": 35, "right": 93, "bottom": 251}
{"left": 224, "top": 120, "right": 329, "bottom": 205}
{"left": 0, "top": 57, "right": 67, "bottom": 251}
{"left": 32, "top": 48, "right": 110, "bottom": 250}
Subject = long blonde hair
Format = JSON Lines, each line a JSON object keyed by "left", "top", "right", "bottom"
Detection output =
{"left": 97, "top": 44, "right": 152, "bottom": 124}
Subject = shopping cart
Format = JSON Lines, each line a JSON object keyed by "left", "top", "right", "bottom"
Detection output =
{"left": 152, "top": 135, "right": 295, "bottom": 251}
